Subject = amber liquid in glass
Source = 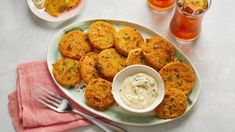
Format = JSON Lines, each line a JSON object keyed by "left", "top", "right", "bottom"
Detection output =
{"left": 170, "top": 0, "right": 208, "bottom": 41}
{"left": 148, "top": 0, "right": 174, "bottom": 11}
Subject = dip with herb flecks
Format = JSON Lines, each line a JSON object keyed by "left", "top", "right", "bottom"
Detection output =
{"left": 119, "top": 73, "right": 159, "bottom": 109}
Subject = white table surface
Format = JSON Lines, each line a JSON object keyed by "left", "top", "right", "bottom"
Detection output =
{"left": 1, "top": 0, "right": 235, "bottom": 132}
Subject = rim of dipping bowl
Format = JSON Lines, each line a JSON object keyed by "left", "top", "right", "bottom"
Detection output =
{"left": 112, "top": 64, "right": 165, "bottom": 113}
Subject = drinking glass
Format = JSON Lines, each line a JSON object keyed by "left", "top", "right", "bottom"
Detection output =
{"left": 169, "top": 0, "right": 211, "bottom": 41}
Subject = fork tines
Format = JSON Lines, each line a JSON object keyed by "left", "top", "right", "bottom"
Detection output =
{"left": 32, "top": 85, "right": 63, "bottom": 109}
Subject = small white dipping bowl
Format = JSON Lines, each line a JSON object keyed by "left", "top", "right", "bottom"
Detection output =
{"left": 112, "top": 64, "right": 164, "bottom": 113}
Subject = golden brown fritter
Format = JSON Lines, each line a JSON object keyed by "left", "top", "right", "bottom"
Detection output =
{"left": 142, "top": 36, "right": 175, "bottom": 71}
{"left": 159, "top": 62, "right": 195, "bottom": 95}
{"left": 44, "top": 0, "right": 66, "bottom": 16}
{"left": 126, "top": 48, "right": 145, "bottom": 66}
{"left": 44, "top": 0, "right": 80, "bottom": 16}
{"left": 79, "top": 52, "right": 100, "bottom": 84}
{"left": 58, "top": 30, "right": 92, "bottom": 60}
{"left": 84, "top": 78, "right": 115, "bottom": 111}
{"left": 53, "top": 58, "right": 81, "bottom": 87}
{"left": 97, "top": 48, "right": 126, "bottom": 81}
{"left": 66, "top": 0, "right": 80, "bottom": 10}
{"left": 155, "top": 88, "right": 187, "bottom": 119}
{"left": 87, "top": 21, "right": 116, "bottom": 50}
{"left": 114, "top": 27, "right": 144, "bottom": 56}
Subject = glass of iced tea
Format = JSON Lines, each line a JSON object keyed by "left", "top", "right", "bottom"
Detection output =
{"left": 147, "top": 0, "right": 175, "bottom": 11}
{"left": 169, "top": 0, "right": 211, "bottom": 41}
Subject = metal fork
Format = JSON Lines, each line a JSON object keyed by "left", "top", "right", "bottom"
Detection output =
{"left": 32, "top": 86, "right": 127, "bottom": 132}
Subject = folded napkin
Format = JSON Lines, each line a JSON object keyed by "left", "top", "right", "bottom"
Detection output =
{"left": 8, "top": 61, "right": 94, "bottom": 132}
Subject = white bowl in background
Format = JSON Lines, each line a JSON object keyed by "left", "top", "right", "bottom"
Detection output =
{"left": 27, "top": 0, "right": 85, "bottom": 22}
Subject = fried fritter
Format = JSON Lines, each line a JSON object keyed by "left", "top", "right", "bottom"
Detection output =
{"left": 114, "top": 27, "right": 144, "bottom": 56}
{"left": 44, "top": 0, "right": 66, "bottom": 16}
{"left": 79, "top": 52, "right": 100, "bottom": 84}
{"left": 142, "top": 36, "right": 175, "bottom": 71}
{"left": 159, "top": 62, "right": 195, "bottom": 95}
{"left": 58, "top": 30, "right": 92, "bottom": 60}
{"left": 52, "top": 58, "right": 81, "bottom": 87}
{"left": 87, "top": 21, "right": 116, "bottom": 50}
{"left": 44, "top": 0, "right": 80, "bottom": 16}
{"left": 126, "top": 48, "right": 145, "bottom": 66}
{"left": 84, "top": 78, "right": 115, "bottom": 111}
{"left": 97, "top": 48, "right": 126, "bottom": 81}
{"left": 66, "top": 0, "right": 80, "bottom": 10}
{"left": 155, "top": 88, "right": 187, "bottom": 119}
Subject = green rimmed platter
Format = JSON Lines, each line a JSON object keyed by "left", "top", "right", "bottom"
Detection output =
{"left": 47, "top": 19, "right": 200, "bottom": 126}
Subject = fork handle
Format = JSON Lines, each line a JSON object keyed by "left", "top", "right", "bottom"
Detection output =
{"left": 72, "top": 109, "right": 127, "bottom": 132}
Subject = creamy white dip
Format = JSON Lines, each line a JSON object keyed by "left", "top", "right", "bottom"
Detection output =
{"left": 119, "top": 73, "right": 159, "bottom": 109}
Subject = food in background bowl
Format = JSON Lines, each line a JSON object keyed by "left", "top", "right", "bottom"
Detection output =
{"left": 44, "top": 0, "right": 81, "bottom": 16}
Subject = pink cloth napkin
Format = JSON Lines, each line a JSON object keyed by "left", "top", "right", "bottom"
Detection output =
{"left": 8, "top": 61, "right": 94, "bottom": 132}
